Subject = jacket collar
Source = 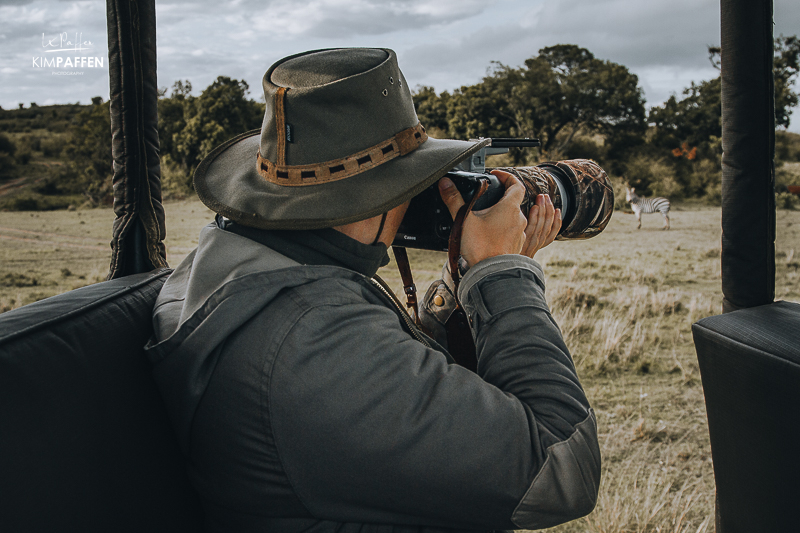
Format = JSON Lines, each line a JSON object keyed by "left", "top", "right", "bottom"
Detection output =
{"left": 218, "top": 216, "right": 390, "bottom": 278}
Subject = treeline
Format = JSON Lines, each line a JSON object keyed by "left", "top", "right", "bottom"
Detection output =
{"left": 415, "top": 39, "right": 800, "bottom": 203}
{"left": 0, "top": 78, "right": 264, "bottom": 208}
{"left": 1, "top": 38, "right": 799, "bottom": 211}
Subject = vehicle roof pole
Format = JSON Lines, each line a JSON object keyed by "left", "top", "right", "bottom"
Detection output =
{"left": 106, "top": 0, "right": 168, "bottom": 279}
{"left": 720, "top": 0, "right": 775, "bottom": 312}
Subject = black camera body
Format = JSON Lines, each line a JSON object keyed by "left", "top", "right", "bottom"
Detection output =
{"left": 393, "top": 169, "right": 503, "bottom": 251}
{"left": 393, "top": 138, "right": 538, "bottom": 252}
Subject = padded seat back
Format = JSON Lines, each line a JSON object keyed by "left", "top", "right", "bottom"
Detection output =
{"left": 693, "top": 301, "right": 800, "bottom": 533}
{"left": 0, "top": 269, "right": 203, "bottom": 532}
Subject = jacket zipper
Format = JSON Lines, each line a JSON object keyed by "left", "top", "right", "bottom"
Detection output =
{"left": 369, "top": 278, "right": 431, "bottom": 348}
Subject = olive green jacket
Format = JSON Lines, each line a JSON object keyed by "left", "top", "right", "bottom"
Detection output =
{"left": 146, "top": 222, "right": 600, "bottom": 532}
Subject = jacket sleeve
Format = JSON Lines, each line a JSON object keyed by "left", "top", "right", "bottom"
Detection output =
{"left": 268, "top": 256, "right": 600, "bottom": 530}
{"left": 458, "top": 254, "right": 601, "bottom": 528}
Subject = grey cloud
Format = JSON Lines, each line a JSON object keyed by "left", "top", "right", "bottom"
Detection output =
{"left": 775, "top": 0, "right": 800, "bottom": 37}
{"left": 400, "top": 0, "right": 724, "bottom": 105}
{"left": 527, "top": 0, "right": 720, "bottom": 70}
{"left": 158, "top": 0, "right": 495, "bottom": 39}
{"left": 0, "top": 0, "right": 86, "bottom": 5}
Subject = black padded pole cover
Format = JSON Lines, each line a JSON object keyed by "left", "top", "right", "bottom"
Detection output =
{"left": 720, "top": 0, "right": 775, "bottom": 312}
{"left": 106, "top": 0, "right": 168, "bottom": 278}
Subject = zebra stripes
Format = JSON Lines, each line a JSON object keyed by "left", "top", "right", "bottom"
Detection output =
{"left": 625, "top": 187, "right": 671, "bottom": 230}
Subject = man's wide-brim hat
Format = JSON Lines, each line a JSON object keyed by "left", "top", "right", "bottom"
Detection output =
{"left": 193, "top": 48, "right": 488, "bottom": 229}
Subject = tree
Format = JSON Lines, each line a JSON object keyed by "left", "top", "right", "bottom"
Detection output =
{"left": 774, "top": 35, "right": 800, "bottom": 128}
{"left": 647, "top": 35, "right": 799, "bottom": 197}
{"left": 446, "top": 79, "right": 520, "bottom": 141}
{"left": 648, "top": 77, "right": 722, "bottom": 154}
{"left": 169, "top": 77, "right": 264, "bottom": 184}
{"left": 532, "top": 45, "right": 646, "bottom": 155}
{"left": 421, "top": 45, "right": 647, "bottom": 161}
{"left": 412, "top": 86, "right": 450, "bottom": 136}
{"left": 61, "top": 101, "right": 113, "bottom": 205}
{"left": 158, "top": 80, "right": 192, "bottom": 169}
{"left": 703, "top": 35, "right": 799, "bottom": 130}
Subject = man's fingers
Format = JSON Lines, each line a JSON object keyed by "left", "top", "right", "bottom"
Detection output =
{"left": 438, "top": 177, "right": 465, "bottom": 220}
{"left": 542, "top": 194, "right": 555, "bottom": 239}
{"left": 524, "top": 204, "right": 540, "bottom": 251}
{"left": 546, "top": 209, "right": 562, "bottom": 244}
{"left": 532, "top": 194, "right": 547, "bottom": 242}
{"left": 490, "top": 169, "right": 526, "bottom": 209}
{"left": 522, "top": 195, "right": 563, "bottom": 257}
{"left": 489, "top": 169, "right": 515, "bottom": 188}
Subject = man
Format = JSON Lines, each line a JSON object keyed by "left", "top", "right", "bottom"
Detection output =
{"left": 147, "top": 48, "right": 600, "bottom": 532}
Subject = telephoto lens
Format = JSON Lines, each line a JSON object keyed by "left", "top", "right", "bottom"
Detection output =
{"left": 392, "top": 159, "right": 614, "bottom": 251}
{"left": 491, "top": 159, "right": 614, "bottom": 240}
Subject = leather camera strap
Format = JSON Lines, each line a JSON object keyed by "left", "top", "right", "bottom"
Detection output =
{"left": 392, "top": 246, "right": 421, "bottom": 325}
{"left": 394, "top": 178, "right": 489, "bottom": 372}
{"left": 442, "top": 178, "right": 489, "bottom": 372}
{"left": 447, "top": 179, "right": 489, "bottom": 291}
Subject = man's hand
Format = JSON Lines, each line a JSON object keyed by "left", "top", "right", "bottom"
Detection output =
{"left": 439, "top": 169, "right": 561, "bottom": 267}
{"left": 521, "top": 183, "right": 562, "bottom": 259}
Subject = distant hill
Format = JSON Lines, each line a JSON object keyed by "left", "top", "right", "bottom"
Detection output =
{"left": 0, "top": 103, "right": 89, "bottom": 134}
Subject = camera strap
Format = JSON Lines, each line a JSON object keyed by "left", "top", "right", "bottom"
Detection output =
{"left": 392, "top": 246, "right": 423, "bottom": 327}
{"left": 393, "top": 178, "right": 489, "bottom": 372}
{"left": 447, "top": 178, "right": 489, "bottom": 290}
{"left": 441, "top": 178, "right": 489, "bottom": 371}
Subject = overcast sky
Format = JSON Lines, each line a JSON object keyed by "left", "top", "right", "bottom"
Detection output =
{"left": 1, "top": 0, "right": 799, "bottom": 132}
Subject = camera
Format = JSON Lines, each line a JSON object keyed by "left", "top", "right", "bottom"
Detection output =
{"left": 393, "top": 138, "right": 614, "bottom": 251}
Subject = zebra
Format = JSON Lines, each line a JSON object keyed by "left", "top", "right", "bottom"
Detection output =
{"left": 625, "top": 186, "right": 671, "bottom": 230}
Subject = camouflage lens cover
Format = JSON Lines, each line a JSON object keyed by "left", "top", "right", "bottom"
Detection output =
{"left": 491, "top": 159, "right": 614, "bottom": 240}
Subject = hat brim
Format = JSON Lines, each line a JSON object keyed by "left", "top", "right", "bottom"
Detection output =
{"left": 193, "top": 130, "right": 489, "bottom": 230}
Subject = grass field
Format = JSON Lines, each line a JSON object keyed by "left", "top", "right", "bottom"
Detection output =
{"left": 2, "top": 200, "right": 799, "bottom": 532}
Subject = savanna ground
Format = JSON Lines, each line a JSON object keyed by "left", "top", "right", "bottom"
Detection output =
{"left": 2, "top": 200, "right": 800, "bottom": 533}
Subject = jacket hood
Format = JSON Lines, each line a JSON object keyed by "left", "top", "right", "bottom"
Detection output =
{"left": 145, "top": 223, "right": 363, "bottom": 452}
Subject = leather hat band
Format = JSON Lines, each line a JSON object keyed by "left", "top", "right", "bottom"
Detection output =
{"left": 257, "top": 123, "right": 428, "bottom": 187}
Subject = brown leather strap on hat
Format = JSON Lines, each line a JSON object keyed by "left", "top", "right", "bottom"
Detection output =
{"left": 257, "top": 123, "right": 428, "bottom": 186}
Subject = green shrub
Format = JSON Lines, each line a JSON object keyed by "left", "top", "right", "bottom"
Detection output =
{"left": 0, "top": 192, "right": 82, "bottom": 211}
{"left": 623, "top": 154, "right": 681, "bottom": 198}
{"left": 777, "top": 192, "right": 799, "bottom": 210}
{"left": 776, "top": 161, "right": 800, "bottom": 192}
{"left": 16, "top": 149, "right": 32, "bottom": 165}
{"left": 609, "top": 175, "right": 629, "bottom": 211}
{"left": 682, "top": 158, "right": 721, "bottom": 201}
{"left": 160, "top": 154, "right": 195, "bottom": 199}
{"left": 563, "top": 135, "right": 607, "bottom": 164}
{"left": 776, "top": 131, "right": 800, "bottom": 162}
{"left": 39, "top": 136, "right": 63, "bottom": 158}
{"left": 0, "top": 133, "right": 17, "bottom": 180}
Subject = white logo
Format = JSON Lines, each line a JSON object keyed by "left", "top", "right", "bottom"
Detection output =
{"left": 31, "top": 32, "right": 104, "bottom": 74}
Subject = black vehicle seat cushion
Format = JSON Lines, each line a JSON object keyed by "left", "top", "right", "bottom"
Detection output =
{"left": 693, "top": 300, "right": 800, "bottom": 533}
{"left": 0, "top": 268, "right": 202, "bottom": 532}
